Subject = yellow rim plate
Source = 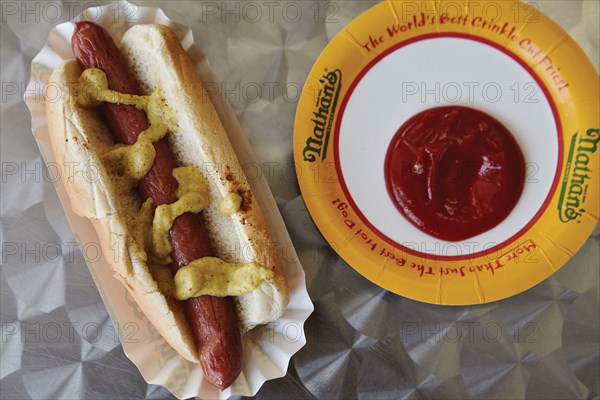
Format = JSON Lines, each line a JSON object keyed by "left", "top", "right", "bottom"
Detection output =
{"left": 293, "top": 0, "right": 599, "bottom": 305}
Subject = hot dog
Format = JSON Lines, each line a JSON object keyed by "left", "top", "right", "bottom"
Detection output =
{"left": 45, "top": 22, "right": 289, "bottom": 390}
{"left": 72, "top": 21, "right": 243, "bottom": 389}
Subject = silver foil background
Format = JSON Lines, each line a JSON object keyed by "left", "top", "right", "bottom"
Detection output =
{"left": 1, "top": 1, "right": 598, "bottom": 399}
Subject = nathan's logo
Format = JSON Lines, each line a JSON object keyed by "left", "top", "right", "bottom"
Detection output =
{"left": 302, "top": 69, "right": 342, "bottom": 162}
{"left": 558, "top": 128, "right": 599, "bottom": 222}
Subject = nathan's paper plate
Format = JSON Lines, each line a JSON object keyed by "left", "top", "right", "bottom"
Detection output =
{"left": 25, "top": 1, "right": 313, "bottom": 398}
{"left": 294, "top": 0, "right": 599, "bottom": 305}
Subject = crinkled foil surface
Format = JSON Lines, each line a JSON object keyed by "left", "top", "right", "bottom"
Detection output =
{"left": 1, "top": 1, "right": 598, "bottom": 399}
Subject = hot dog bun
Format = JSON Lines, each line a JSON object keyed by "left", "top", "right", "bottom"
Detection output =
{"left": 45, "top": 24, "right": 289, "bottom": 363}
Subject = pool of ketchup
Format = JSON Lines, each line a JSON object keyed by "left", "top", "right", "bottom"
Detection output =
{"left": 384, "top": 106, "right": 525, "bottom": 241}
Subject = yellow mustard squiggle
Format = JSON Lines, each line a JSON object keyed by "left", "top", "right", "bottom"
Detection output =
{"left": 219, "top": 192, "right": 243, "bottom": 215}
{"left": 74, "top": 68, "right": 270, "bottom": 299}
{"left": 152, "top": 166, "right": 211, "bottom": 262}
{"left": 74, "top": 68, "right": 178, "bottom": 180}
{"left": 174, "top": 257, "right": 274, "bottom": 300}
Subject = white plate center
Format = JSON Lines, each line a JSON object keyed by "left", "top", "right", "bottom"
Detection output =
{"left": 338, "top": 37, "right": 558, "bottom": 257}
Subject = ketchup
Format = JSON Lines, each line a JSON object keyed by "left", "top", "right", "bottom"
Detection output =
{"left": 384, "top": 106, "right": 525, "bottom": 241}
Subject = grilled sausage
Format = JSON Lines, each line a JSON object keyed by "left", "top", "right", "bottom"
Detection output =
{"left": 72, "top": 21, "right": 242, "bottom": 390}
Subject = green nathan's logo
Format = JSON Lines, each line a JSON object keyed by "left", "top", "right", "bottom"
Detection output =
{"left": 302, "top": 69, "right": 342, "bottom": 162}
{"left": 558, "top": 128, "right": 599, "bottom": 222}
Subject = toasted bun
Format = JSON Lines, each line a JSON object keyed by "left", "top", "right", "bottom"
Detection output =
{"left": 45, "top": 24, "right": 289, "bottom": 363}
